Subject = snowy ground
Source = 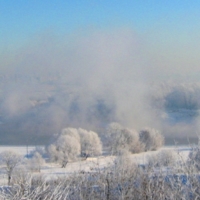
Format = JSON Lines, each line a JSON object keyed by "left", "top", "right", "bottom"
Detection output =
{"left": 0, "top": 145, "right": 192, "bottom": 186}
{"left": 0, "top": 146, "right": 36, "bottom": 155}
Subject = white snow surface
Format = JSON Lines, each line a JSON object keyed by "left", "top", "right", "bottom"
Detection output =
{"left": 0, "top": 146, "right": 36, "bottom": 155}
{"left": 0, "top": 145, "right": 192, "bottom": 185}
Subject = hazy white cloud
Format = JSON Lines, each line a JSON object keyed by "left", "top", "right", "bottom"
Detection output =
{"left": 1, "top": 28, "right": 200, "bottom": 141}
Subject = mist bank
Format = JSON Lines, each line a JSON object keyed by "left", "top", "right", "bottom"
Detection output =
{"left": 1, "top": 30, "right": 200, "bottom": 144}
{"left": 0, "top": 78, "right": 200, "bottom": 145}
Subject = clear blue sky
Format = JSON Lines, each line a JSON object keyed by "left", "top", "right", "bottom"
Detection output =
{"left": 1, "top": 0, "right": 200, "bottom": 51}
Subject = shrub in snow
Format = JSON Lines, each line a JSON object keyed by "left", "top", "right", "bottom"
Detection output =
{"left": 28, "top": 152, "right": 45, "bottom": 172}
{"left": 48, "top": 134, "right": 80, "bottom": 168}
{"left": 114, "top": 150, "right": 138, "bottom": 172}
{"left": 107, "top": 123, "right": 143, "bottom": 155}
{"left": 139, "top": 128, "right": 164, "bottom": 151}
{"left": 188, "top": 147, "right": 200, "bottom": 171}
{"left": 158, "top": 149, "right": 177, "bottom": 167}
{"left": 1, "top": 154, "right": 200, "bottom": 199}
{"left": 78, "top": 128, "right": 102, "bottom": 158}
{"left": 11, "top": 166, "right": 32, "bottom": 195}
{"left": 147, "top": 149, "right": 177, "bottom": 168}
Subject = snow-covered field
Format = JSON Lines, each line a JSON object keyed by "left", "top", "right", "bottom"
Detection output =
{"left": 0, "top": 145, "right": 192, "bottom": 186}
{"left": 0, "top": 146, "right": 36, "bottom": 155}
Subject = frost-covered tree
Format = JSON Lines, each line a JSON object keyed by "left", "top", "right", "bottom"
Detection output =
{"left": 139, "top": 128, "right": 164, "bottom": 151}
{"left": 48, "top": 127, "right": 102, "bottom": 163}
{"left": 0, "top": 150, "right": 22, "bottom": 185}
{"left": 48, "top": 134, "right": 80, "bottom": 168}
{"left": 78, "top": 128, "right": 102, "bottom": 158}
{"left": 29, "top": 146, "right": 47, "bottom": 158}
{"left": 107, "top": 123, "right": 143, "bottom": 155}
{"left": 28, "top": 152, "right": 45, "bottom": 172}
{"left": 61, "top": 127, "right": 80, "bottom": 142}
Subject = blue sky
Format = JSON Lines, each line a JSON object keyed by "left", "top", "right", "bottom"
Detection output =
{"left": 1, "top": 0, "right": 200, "bottom": 50}
{"left": 1, "top": 0, "right": 200, "bottom": 81}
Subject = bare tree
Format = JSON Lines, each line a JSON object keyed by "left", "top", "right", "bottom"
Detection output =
{"left": 139, "top": 127, "right": 164, "bottom": 151}
{"left": 78, "top": 128, "right": 102, "bottom": 159}
{"left": 0, "top": 150, "right": 22, "bottom": 185}
{"left": 11, "top": 166, "right": 32, "bottom": 197}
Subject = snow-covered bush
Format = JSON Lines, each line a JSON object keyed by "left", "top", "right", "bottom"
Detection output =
{"left": 1, "top": 153, "right": 200, "bottom": 200}
{"left": 107, "top": 123, "right": 143, "bottom": 155}
{"left": 11, "top": 166, "right": 32, "bottom": 196}
{"left": 158, "top": 149, "right": 177, "bottom": 167}
{"left": 188, "top": 147, "right": 200, "bottom": 171}
{"left": 78, "top": 128, "right": 102, "bottom": 158}
{"left": 147, "top": 149, "right": 177, "bottom": 168}
{"left": 28, "top": 152, "right": 45, "bottom": 172}
{"left": 114, "top": 150, "right": 137, "bottom": 172}
{"left": 139, "top": 128, "right": 164, "bottom": 151}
